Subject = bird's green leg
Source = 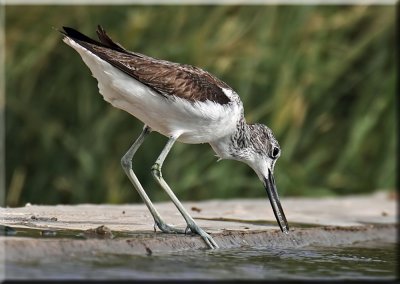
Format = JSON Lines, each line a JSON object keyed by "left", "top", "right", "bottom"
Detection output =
{"left": 121, "top": 125, "right": 185, "bottom": 234}
{"left": 151, "top": 136, "right": 219, "bottom": 249}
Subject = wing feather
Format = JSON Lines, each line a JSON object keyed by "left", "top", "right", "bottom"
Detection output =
{"left": 62, "top": 26, "right": 232, "bottom": 105}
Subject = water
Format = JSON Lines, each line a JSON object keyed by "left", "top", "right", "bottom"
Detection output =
{"left": 5, "top": 240, "right": 397, "bottom": 280}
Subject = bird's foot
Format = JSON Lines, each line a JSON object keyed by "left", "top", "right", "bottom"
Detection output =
{"left": 184, "top": 226, "right": 191, "bottom": 235}
{"left": 153, "top": 220, "right": 185, "bottom": 234}
{"left": 186, "top": 222, "right": 219, "bottom": 249}
{"left": 153, "top": 221, "right": 218, "bottom": 249}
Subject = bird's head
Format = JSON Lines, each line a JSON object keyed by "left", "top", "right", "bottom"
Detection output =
{"left": 223, "top": 123, "right": 289, "bottom": 234}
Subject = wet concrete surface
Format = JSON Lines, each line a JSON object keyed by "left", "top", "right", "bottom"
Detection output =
{"left": 0, "top": 191, "right": 397, "bottom": 260}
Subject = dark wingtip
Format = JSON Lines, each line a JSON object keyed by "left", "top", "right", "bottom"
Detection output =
{"left": 95, "top": 24, "right": 126, "bottom": 52}
{"left": 97, "top": 24, "right": 104, "bottom": 34}
{"left": 61, "top": 26, "right": 80, "bottom": 37}
{"left": 61, "top": 25, "right": 127, "bottom": 54}
{"left": 96, "top": 24, "right": 107, "bottom": 42}
{"left": 60, "top": 26, "right": 102, "bottom": 46}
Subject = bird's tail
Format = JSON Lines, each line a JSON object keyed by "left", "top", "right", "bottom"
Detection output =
{"left": 61, "top": 25, "right": 127, "bottom": 53}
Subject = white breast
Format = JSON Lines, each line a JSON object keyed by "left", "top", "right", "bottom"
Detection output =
{"left": 64, "top": 38, "right": 243, "bottom": 144}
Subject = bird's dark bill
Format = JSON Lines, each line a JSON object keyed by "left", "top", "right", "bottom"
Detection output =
{"left": 264, "top": 169, "right": 289, "bottom": 234}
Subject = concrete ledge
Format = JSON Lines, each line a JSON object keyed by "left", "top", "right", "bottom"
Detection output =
{"left": 2, "top": 224, "right": 396, "bottom": 261}
{"left": 1, "top": 191, "right": 397, "bottom": 260}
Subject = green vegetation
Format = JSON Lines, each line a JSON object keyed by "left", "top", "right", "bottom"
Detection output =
{"left": 5, "top": 5, "right": 396, "bottom": 206}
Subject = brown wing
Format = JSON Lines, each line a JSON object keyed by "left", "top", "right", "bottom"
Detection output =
{"left": 62, "top": 26, "right": 232, "bottom": 105}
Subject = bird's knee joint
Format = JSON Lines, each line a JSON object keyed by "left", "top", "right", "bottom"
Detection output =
{"left": 121, "top": 156, "right": 132, "bottom": 170}
{"left": 151, "top": 164, "right": 162, "bottom": 178}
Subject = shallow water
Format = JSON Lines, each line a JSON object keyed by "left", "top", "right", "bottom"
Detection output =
{"left": 5, "top": 240, "right": 397, "bottom": 280}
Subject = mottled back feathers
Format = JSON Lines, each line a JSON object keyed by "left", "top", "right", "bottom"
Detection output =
{"left": 62, "top": 26, "right": 232, "bottom": 105}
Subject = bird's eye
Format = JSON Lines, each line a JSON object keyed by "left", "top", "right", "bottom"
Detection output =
{"left": 271, "top": 147, "right": 280, "bottom": 159}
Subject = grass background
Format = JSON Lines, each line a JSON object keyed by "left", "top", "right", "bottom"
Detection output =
{"left": 4, "top": 5, "right": 396, "bottom": 206}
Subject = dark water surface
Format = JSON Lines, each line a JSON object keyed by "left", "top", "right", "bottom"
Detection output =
{"left": 5, "top": 240, "right": 397, "bottom": 280}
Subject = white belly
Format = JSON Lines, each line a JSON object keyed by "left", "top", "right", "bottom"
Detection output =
{"left": 65, "top": 38, "right": 242, "bottom": 144}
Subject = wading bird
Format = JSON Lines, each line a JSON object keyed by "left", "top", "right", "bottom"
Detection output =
{"left": 61, "top": 25, "right": 289, "bottom": 249}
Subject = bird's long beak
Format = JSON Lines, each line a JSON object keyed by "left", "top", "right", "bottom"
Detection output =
{"left": 263, "top": 169, "right": 289, "bottom": 234}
